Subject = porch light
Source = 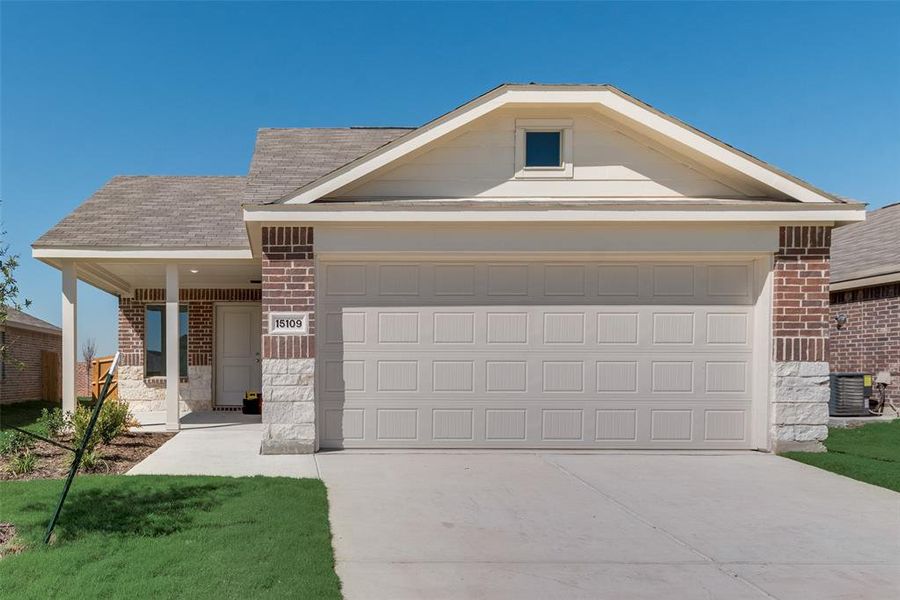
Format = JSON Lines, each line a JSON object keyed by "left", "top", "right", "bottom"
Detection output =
{"left": 189, "top": 268, "right": 199, "bottom": 274}
{"left": 835, "top": 313, "right": 848, "bottom": 329}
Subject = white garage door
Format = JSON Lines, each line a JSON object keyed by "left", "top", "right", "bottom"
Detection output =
{"left": 318, "top": 259, "right": 757, "bottom": 449}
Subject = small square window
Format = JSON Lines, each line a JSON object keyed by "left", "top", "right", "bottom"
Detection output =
{"left": 525, "top": 131, "right": 562, "bottom": 167}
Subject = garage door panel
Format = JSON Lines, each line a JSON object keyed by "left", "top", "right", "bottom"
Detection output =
{"left": 319, "top": 353, "right": 751, "bottom": 398}
{"left": 320, "top": 262, "right": 755, "bottom": 306}
{"left": 319, "top": 259, "right": 757, "bottom": 449}
{"left": 318, "top": 401, "right": 751, "bottom": 448}
{"left": 319, "top": 305, "right": 752, "bottom": 353}
{"left": 318, "top": 353, "right": 752, "bottom": 404}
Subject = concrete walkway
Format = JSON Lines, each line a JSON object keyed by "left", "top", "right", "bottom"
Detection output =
{"left": 317, "top": 451, "right": 900, "bottom": 600}
{"left": 128, "top": 412, "right": 318, "bottom": 478}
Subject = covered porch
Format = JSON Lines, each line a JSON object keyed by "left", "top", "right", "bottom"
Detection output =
{"left": 32, "top": 252, "right": 262, "bottom": 432}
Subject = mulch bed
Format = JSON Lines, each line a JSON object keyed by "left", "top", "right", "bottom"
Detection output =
{"left": 0, "top": 432, "right": 174, "bottom": 481}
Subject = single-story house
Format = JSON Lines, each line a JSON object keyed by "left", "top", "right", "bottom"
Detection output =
{"left": 0, "top": 307, "right": 62, "bottom": 404}
{"left": 33, "top": 83, "right": 866, "bottom": 453}
{"left": 830, "top": 203, "right": 899, "bottom": 407}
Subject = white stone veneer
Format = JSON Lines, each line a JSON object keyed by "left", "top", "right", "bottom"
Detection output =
{"left": 260, "top": 358, "right": 316, "bottom": 454}
{"left": 118, "top": 365, "right": 212, "bottom": 413}
{"left": 771, "top": 361, "right": 830, "bottom": 452}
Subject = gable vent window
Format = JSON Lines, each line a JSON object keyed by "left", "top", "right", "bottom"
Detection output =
{"left": 525, "top": 131, "right": 562, "bottom": 167}
{"left": 515, "top": 119, "right": 573, "bottom": 179}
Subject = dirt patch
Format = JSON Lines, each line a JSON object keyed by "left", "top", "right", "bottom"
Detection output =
{"left": 0, "top": 523, "right": 15, "bottom": 545}
{"left": 0, "top": 522, "right": 24, "bottom": 558}
{"left": 0, "top": 431, "right": 174, "bottom": 481}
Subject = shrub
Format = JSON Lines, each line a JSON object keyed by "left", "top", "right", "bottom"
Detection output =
{"left": 7, "top": 451, "right": 36, "bottom": 476}
{"left": 71, "top": 398, "right": 134, "bottom": 452}
{"left": 78, "top": 449, "right": 106, "bottom": 473}
{"left": 0, "top": 431, "right": 35, "bottom": 457}
{"left": 97, "top": 398, "right": 133, "bottom": 445}
{"left": 37, "top": 407, "right": 67, "bottom": 439}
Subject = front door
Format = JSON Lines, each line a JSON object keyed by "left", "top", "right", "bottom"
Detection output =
{"left": 216, "top": 305, "right": 262, "bottom": 406}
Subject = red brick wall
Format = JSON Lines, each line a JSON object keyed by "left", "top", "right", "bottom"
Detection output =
{"left": 76, "top": 361, "right": 90, "bottom": 397}
{"left": 0, "top": 326, "right": 61, "bottom": 403}
{"left": 118, "top": 288, "right": 261, "bottom": 368}
{"left": 773, "top": 226, "right": 831, "bottom": 362}
{"left": 830, "top": 283, "right": 900, "bottom": 405}
{"left": 261, "top": 226, "right": 315, "bottom": 359}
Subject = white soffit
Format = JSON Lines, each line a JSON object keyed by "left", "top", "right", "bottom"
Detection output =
{"left": 281, "top": 85, "right": 841, "bottom": 205}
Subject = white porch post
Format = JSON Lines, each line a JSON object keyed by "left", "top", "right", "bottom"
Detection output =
{"left": 165, "top": 264, "right": 180, "bottom": 431}
{"left": 61, "top": 262, "right": 77, "bottom": 414}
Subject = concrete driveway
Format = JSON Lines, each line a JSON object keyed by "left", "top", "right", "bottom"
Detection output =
{"left": 317, "top": 451, "right": 900, "bottom": 600}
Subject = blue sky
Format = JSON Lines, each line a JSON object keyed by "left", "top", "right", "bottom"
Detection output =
{"left": 2, "top": 1, "right": 898, "bottom": 355}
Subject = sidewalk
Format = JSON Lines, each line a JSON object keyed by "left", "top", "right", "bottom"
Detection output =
{"left": 128, "top": 411, "right": 319, "bottom": 478}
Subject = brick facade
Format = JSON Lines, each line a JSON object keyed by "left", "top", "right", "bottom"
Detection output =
{"left": 771, "top": 226, "right": 832, "bottom": 452}
{"left": 0, "top": 326, "right": 61, "bottom": 404}
{"left": 773, "top": 226, "right": 831, "bottom": 362}
{"left": 260, "top": 226, "right": 317, "bottom": 454}
{"left": 261, "top": 226, "right": 316, "bottom": 359}
{"left": 76, "top": 361, "right": 90, "bottom": 398}
{"left": 117, "top": 288, "right": 260, "bottom": 412}
{"left": 119, "top": 288, "right": 261, "bottom": 368}
{"left": 830, "top": 283, "right": 900, "bottom": 406}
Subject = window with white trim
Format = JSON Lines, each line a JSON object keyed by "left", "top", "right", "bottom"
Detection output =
{"left": 145, "top": 305, "right": 188, "bottom": 378}
{"left": 515, "top": 119, "right": 573, "bottom": 179}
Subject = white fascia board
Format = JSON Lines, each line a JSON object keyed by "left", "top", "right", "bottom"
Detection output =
{"left": 831, "top": 271, "right": 900, "bottom": 291}
{"left": 593, "top": 89, "right": 834, "bottom": 203}
{"left": 285, "top": 89, "right": 509, "bottom": 204}
{"left": 32, "top": 247, "right": 253, "bottom": 260}
{"left": 244, "top": 207, "right": 866, "bottom": 224}
{"left": 283, "top": 85, "right": 841, "bottom": 205}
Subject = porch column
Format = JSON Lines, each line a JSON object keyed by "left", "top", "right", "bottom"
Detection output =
{"left": 61, "top": 262, "right": 77, "bottom": 414}
{"left": 165, "top": 264, "right": 180, "bottom": 431}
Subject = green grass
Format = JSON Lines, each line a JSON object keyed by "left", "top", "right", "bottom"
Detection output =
{"left": 783, "top": 419, "right": 900, "bottom": 492}
{"left": 0, "top": 398, "right": 96, "bottom": 447}
{"left": 0, "top": 475, "right": 342, "bottom": 599}
{"left": 0, "top": 399, "right": 60, "bottom": 443}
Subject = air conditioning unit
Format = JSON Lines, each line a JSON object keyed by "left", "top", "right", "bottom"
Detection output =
{"left": 829, "top": 373, "right": 872, "bottom": 417}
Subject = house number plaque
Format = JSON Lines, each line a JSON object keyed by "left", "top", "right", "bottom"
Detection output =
{"left": 268, "top": 312, "right": 309, "bottom": 335}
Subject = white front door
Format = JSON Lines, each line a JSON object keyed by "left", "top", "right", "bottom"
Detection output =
{"left": 216, "top": 305, "right": 262, "bottom": 406}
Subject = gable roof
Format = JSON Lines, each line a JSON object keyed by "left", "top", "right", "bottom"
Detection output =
{"left": 831, "top": 202, "right": 900, "bottom": 286}
{"left": 244, "top": 128, "right": 413, "bottom": 205}
{"left": 34, "top": 176, "right": 248, "bottom": 248}
{"left": 279, "top": 83, "right": 847, "bottom": 205}
{"left": 2, "top": 306, "right": 61, "bottom": 335}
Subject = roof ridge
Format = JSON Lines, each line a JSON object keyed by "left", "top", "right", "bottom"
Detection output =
{"left": 109, "top": 174, "right": 245, "bottom": 180}
{"left": 257, "top": 126, "right": 416, "bottom": 132}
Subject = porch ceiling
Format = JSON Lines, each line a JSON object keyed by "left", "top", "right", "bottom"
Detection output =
{"left": 48, "top": 260, "right": 261, "bottom": 297}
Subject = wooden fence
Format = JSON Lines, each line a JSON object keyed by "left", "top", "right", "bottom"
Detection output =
{"left": 41, "top": 350, "right": 61, "bottom": 401}
{"left": 90, "top": 355, "right": 118, "bottom": 400}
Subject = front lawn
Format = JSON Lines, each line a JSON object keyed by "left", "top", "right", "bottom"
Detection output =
{"left": 783, "top": 419, "right": 900, "bottom": 492}
{"left": 0, "top": 400, "right": 60, "bottom": 441}
{"left": 0, "top": 399, "right": 171, "bottom": 480}
{"left": 0, "top": 475, "right": 342, "bottom": 599}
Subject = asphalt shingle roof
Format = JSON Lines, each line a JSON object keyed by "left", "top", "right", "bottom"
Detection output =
{"left": 35, "top": 128, "right": 414, "bottom": 248}
{"left": 243, "top": 128, "right": 413, "bottom": 204}
{"left": 3, "top": 306, "right": 61, "bottom": 334}
{"left": 34, "top": 176, "right": 248, "bottom": 248}
{"left": 831, "top": 203, "right": 900, "bottom": 284}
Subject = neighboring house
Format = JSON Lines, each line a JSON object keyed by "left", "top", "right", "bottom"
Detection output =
{"left": 0, "top": 307, "right": 62, "bottom": 404}
{"left": 33, "top": 83, "right": 866, "bottom": 453}
{"left": 830, "top": 203, "right": 900, "bottom": 406}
